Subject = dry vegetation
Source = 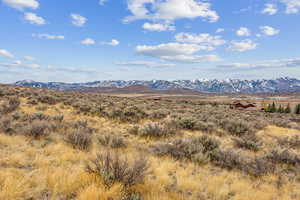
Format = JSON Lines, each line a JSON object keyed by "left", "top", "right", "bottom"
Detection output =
{"left": 0, "top": 84, "right": 300, "bottom": 200}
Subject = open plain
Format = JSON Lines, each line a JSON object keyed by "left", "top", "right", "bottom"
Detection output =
{"left": 0, "top": 84, "right": 300, "bottom": 200}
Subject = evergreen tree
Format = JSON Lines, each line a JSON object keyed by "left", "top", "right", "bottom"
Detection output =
{"left": 278, "top": 105, "right": 284, "bottom": 113}
{"left": 265, "top": 104, "right": 272, "bottom": 112}
{"left": 295, "top": 104, "right": 300, "bottom": 114}
{"left": 285, "top": 104, "right": 291, "bottom": 113}
{"left": 271, "top": 102, "right": 277, "bottom": 113}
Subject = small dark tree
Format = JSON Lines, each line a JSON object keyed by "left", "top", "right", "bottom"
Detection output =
{"left": 285, "top": 104, "right": 291, "bottom": 113}
{"left": 295, "top": 104, "right": 300, "bottom": 114}
{"left": 271, "top": 102, "right": 277, "bottom": 113}
{"left": 265, "top": 104, "right": 272, "bottom": 113}
{"left": 278, "top": 105, "right": 284, "bottom": 113}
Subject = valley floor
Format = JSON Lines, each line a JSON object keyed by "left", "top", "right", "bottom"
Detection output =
{"left": 0, "top": 85, "right": 300, "bottom": 200}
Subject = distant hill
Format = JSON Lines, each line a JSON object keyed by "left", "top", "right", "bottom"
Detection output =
{"left": 77, "top": 85, "right": 157, "bottom": 94}
{"left": 13, "top": 77, "right": 300, "bottom": 94}
{"left": 77, "top": 85, "right": 201, "bottom": 95}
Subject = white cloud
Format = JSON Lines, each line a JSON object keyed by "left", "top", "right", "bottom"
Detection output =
{"left": 2, "top": 0, "right": 39, "bottom": 10}
{"left": 260, "top": 26, "right": 280, "bottom": 36}
{"left": 106, "top": 39, "right": 120, "bottom": 46}
{"left": 81, "top": 38, "right": 96, "bottom": 45}
{"left": 99, "top": 0, "right": 107, "bottom": 5}
{"left": 143, "top": 22, "right": 175, "bottom": 32}
{"left": 115, "top": 61, "right": 176, "bottom": 67}
{"left": 227, "top": 39, "right": 257, "bottom": 52}
{"left": 175, "top": 32, "right": 226, "bottom": 50}
{"left": 136, "top": 42, "right": 220, "bottom": 63}
{"left": 262, "top": 4, "right": 278, "bottom": 15}
{"left": 124, "top": 0, "right": 219, "bottom": 23}
{"left": 24, "top": 12, "right": 45, "bottom": 25}
{"left": 0, "top": 49, "right": 14, "bottom": 58}
{"left": 32, "top": 33, "right": 65, "bottom": 40}
{"left": 110, "top": 40, "right": 120, "bottom": 46}
{"left": 0, "top": 60, "right": 40, "bottom": 68}
{"left": 236, "top": 27, "right": 251, "bottom": 37}
{"left": 24, "top": 56, "right": 35, "bottom": 61}
{"left": 159, "top": 54, "right": 221, "bottom": 63}
{"left": 136, "top": 43, "right": 202, "bottom": 56}
{"left": 216, "top": 28, "right": 224, "bottom": 33}
{"left": 218, "top": 57, "right": 300, "bottom": 69}
{"left": 280, "top": 0, "right": 300, "bottom": 14}
{"left": 47, "top": 65, "right": 94, "bottom": 73}
{"left": 71, "top": 14, "right": 87, "bottom": 27}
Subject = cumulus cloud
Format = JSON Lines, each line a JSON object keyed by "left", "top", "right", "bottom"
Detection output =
{"left": 136, "top": 43, "right": 202, "bottom": 56}
{"left": 175, "top": 32, "right": 225, "bottom": 51}
{"left": 236, "top": 27, "right": 251, "bottom": 37}
{"left": 24, "top": 12, "right": 46, "bottom": 25}
{"left": 260, "top": 26, "right": 280, "bottom": 36}
{"left": 124, "top": 0, "right": 219, "bottom": 23}
{"left": 0, "top": 49, "right": 14, "bottom": 58}
{"left": 143, "top": 22, "right": 175, "bottom": 31}
{"left": 71, "top": 14, "right": 87, "bottom": 27}
{"left": 218, "top": 57, "right": 300, "bottom": 69}
{"left": 2, "top": 0, "right": 39, "bottom": 10}
{"left": 227, "top": 39, "right": 257, "bottom": 52}
{"left": 81, "top": 38, "right": 96, "bottom": 45}
{"left": 136, "top": 43, "right": 221, "bottom": 63}
{"left": 262, "top": 4, "right": 278, "bottom": 15}
{"left": 32, "top": 33, "right": 65, "bottom": 40}
{"left": 115, "top": 61, "right": 176, "bottom": 67}
{"left": 280, "top": 0, "right": 300, "bottom": 14}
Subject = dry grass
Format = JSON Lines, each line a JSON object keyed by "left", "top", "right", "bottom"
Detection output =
{"left": 0, "top": 85, "right": 300, "bottom": 200}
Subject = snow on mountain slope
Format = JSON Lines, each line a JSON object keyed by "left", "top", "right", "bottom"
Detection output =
{"left": 13, "top": 77, "right": 300, "bottom": 93}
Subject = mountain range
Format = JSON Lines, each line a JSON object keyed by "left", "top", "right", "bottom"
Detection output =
{"left": 13, "top": 77, "right": 300, "bottom": 94}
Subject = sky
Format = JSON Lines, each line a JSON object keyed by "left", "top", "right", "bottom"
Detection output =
{"left": 0, "top": 0, "right": 300, "bottom": 83}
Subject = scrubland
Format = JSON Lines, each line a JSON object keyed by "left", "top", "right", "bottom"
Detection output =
{"left": 0, "top": 85, "right": 300, "bottom": 200}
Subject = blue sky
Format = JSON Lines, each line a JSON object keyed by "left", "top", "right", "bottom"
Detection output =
{"left": 1, "top": 0, "right": 300, "bottom": 83}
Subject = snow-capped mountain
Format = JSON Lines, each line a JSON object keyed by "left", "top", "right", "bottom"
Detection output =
{"left": 13, "top": 77, "right": 300, "bottom": 94}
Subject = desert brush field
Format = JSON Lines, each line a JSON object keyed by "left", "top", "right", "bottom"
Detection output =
{"left": 0, "top": 84, "right": 300, "bottom": 200}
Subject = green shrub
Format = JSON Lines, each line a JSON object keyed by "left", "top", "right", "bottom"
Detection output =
{"left": 278, "top": 136, "right": 300, "bottom": 149}
{"left": 194, "top": 121, "right": 217, "bottom": 133}
{"left": 212, "top": 149, "right": 275, "bottom": 177}
{"left": 267, "top": 148, "right": 300, "bottom": 166}
{"left": 52, "top": 114, "right": 64, "bottom": 122}
{"left": 65, "top": 128, "right": 92, "bottom": 151}
{"left": 27, "top": 98, "right": 38, "bottom": 105}
{"left": 152, "top": 135, "right": 220, "bottom": 164}
{"left": 0, "top": 117, "right": 15, "bottom": 135}
{"left": 222, "top": 120, "right": 255, "bottom": 137}
{"left": 138, "top": 122, "right": 163, "bottom": 137}
{"left": 233, "top": 135, "right": 262, "bottom": 151}
{"left": 178, "top": 117, "right": 197, "bottom": 130}
{"left": 36, "top": 105, "right": 48, "bottom": 111}
{"left": 25, "top": 120, "right": 50, "bottom": 139}
{"left": 136, "top": 121, "right": 179, "bottom": 138}
{"left": 86, "top": 151, "right": 149, "bottom": 187}
{"left": 29, "top": 113, "right": 51, "bottom": 121}
{"left": 0, "top": 97, "right": 20, "bottom": 114}
{"left": 98, "top": 134, "right": 126, "bottom": 148}
{"left": 38, "top": 95, "right": 57, "bottom": 105}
